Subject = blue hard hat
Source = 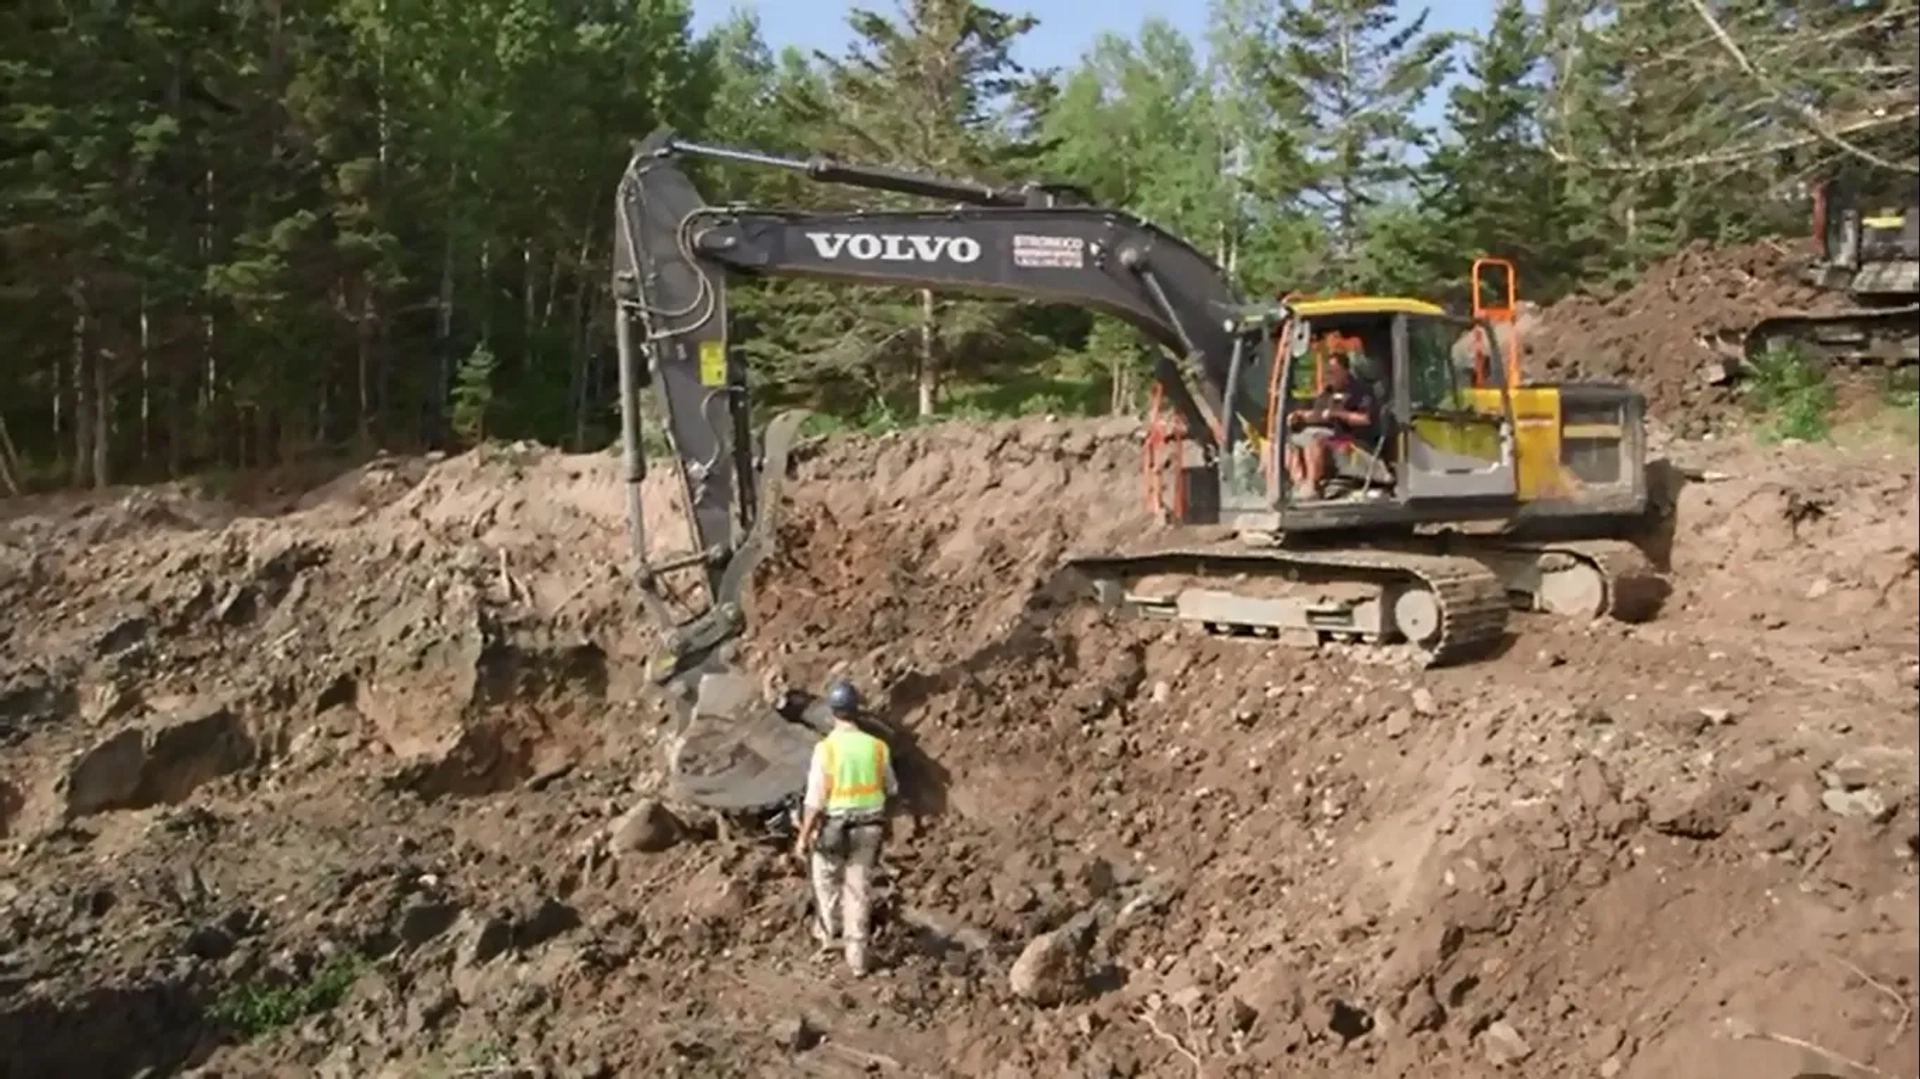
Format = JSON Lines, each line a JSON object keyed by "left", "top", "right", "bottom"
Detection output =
{"left": 825, "top": 679, "right": 860, "bottom": 716}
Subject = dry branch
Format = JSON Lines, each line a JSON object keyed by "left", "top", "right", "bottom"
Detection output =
{"left": 1680, "top": 0, "right": 1919, "bottom": 174}
{"left": 1824, "top": 952, "right": 1915, "bottom": 1048}
{"left": 1547, "top": 110, "right": 1920, "bottom": 174}
{"left": 1545, "top": 0, "right": 1919, "bottom": 177}
{"left": 1141, "top": 1006, "right": 1206, "bottom": 1078}
{"left": 0, "top": 415, "right": 21, "bottom": 497}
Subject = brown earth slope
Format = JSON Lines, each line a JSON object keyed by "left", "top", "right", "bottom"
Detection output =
{"left": 1523, "top": 240, "right": 1851, "bottom": 437}
{"left": 0, "top": 418, "right": 1913, "bottom": 1079}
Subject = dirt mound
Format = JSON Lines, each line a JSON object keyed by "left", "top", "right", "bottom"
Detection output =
{"left": 748, "top": 416, "right": 1153, "bottom": 687}
{"left": 0, "top": 419, "right": 1913, "bottom": 1079}
{"left": 1526, "top": 240, "right": 1843, "bottom": 435}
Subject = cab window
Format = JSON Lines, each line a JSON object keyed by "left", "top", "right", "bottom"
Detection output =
{"left": 1406, "top": 315, "right": 1469, "bottom": 412}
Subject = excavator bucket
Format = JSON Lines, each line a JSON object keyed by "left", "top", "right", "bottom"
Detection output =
{"left": 665, "top": 668, "right": 825, "bottom": 812}
{"left": 637, "top": 409, "right": 820, "bottom": 818}
{"left": 664, "top": 666, "right": 905, "bottom": 817}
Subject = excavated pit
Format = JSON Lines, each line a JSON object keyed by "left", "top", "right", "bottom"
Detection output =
{"left": 0, "top": 979, "right": 211, "bottom": 1078}
{"left": 0, "top": 358, "right": 1913, "bottom": 1078}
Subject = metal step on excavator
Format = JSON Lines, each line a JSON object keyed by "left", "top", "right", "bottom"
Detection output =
{"left": 605, "top": 129, "right": 1671, "bottom": 819}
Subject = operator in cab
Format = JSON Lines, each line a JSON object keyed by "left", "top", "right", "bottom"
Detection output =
{"left": 794, "top": 679, "right": 897, "bottom": 977}
{"left": 1285, "top": 350, "right": 1380, "bottom": 501}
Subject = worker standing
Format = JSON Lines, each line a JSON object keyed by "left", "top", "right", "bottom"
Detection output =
{"left": 794, "top": 679, "right": 897, "bottom": 977}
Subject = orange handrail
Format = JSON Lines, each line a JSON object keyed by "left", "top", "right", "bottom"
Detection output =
{"left": 1810, "top": 179, "right": 1831, "bottom": 261}
{"left": 1469, "top": 256, "right": 1522, "bottom": 391}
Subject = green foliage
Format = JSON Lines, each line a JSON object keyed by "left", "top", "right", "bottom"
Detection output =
{"left": 1745, "top": 345, "right": 1835, "bottom": 443}
{"left": 1261, "top": 0, "right": 1457, "bottom": 287}
{"left": 1414, "top": 0, "right": 1576, "bottom": 301}
{"left": 208, "top": 955, "right": 366, "bottom": 1040}
{"left": 450, "top": 341, "right": 499, "bottom": 444}
{"left": 1883, "top": 368, "right": 1920, "bottom": 415}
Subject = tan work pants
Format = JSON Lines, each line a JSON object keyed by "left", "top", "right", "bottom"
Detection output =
{"left": 809, "top": 819, "right": 884, "bottom": 973}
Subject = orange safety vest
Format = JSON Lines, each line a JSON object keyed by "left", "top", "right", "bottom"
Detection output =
{"left": 819, "top": 727, "right": 889, "bottom": 814}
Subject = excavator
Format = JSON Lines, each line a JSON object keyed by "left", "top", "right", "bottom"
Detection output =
{"left": 609, "top": 129, "right": 1667, "bottom": 815}
{"left": 1744, "top": 175, "right": 1920, "bottom": 366}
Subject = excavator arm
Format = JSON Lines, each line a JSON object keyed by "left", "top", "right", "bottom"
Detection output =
{"left": 613, "top": 127, "right": 1267, "bottom": 688}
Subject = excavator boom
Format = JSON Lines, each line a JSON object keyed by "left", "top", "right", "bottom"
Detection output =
{"left": 610, "top": 129, "right": 1287, "bottom": 816}
{"left": 609, "top": 128, "right": 1663, "bottom": 819}
{"left": 612, "top": 127, "right": 1274, "bottom": 686}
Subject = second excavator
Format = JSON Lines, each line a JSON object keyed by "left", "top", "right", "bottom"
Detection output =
{"left": 607, "top": 130, "right": 1669, "bottom": 812}
{"left": 1744, "top": 175, "right": 1919, "bottom": 367}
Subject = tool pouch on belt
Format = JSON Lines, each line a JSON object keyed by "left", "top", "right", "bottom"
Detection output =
{"left": 814, "top": 816, "right": 850, "bottom": 857}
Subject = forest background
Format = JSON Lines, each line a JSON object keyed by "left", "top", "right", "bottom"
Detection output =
{"left": 2, "top": 0, "right": 1914, "bottom": 489}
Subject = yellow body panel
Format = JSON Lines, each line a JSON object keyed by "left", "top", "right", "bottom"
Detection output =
{"left": 1560, "top": 423, "right": 1621, "bottom": 439}
{"left": 1291, "top": 296, "right": 1446, "bottom": 318}
{"left": 1405, "top": 387, "right": 1569, "bottom": 502}
{"left": 698, "top": 340, "right": 727, "bottom": 387}
{"left": 1407, "top": 414, "right": 1501, "bottom": 461}
{"left": 1484, "top": 386, "right": 1565, "bottom": 502}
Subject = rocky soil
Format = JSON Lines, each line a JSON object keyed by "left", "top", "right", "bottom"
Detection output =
{"left": 0, "top": 405, "right": 1914, "bottom": 1079}
{"left": 1524, "top": 239, "right": 1861, "bottom": 437}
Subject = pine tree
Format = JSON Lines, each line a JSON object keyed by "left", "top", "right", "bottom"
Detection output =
{"left": 1203, "top": 0, "right": 1328, "bottom": 290}
{"left": 1417, "top": 0, "right": 1573, "bottom": 300}
{"left": 796, "top": 0, "right": 1049, "bottom": 417}
{"left": 1261, "top": 0, "right": 1456, "bottom": 287}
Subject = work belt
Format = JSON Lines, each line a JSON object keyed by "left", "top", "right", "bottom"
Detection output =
{"left": 814, "top": 812, "right": 884, "bottom": 857}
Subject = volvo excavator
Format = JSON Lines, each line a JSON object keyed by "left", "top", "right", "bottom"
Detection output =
{"left": 1744, "top": 176, "right": 1919, "bottom": 366}
{"left": 609, "top": 129, "right": 1667, "bottom": 816}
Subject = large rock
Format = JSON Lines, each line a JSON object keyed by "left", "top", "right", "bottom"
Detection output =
{"left": 1480, "top": 1019, "right": 1533, "bottom": 1067}
{"left": 609, "top": 798, "right": 683, "bottom": 855}
{"left": 1008, "top": 911, "right": 1097, "bottom": 1006}
{"left": 64, "top": 703, "right": 255, "bottom": 819}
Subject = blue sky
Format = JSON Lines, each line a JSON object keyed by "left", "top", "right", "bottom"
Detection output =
{"left": 688, "top": 0, "right": 1499, "bottom": 129}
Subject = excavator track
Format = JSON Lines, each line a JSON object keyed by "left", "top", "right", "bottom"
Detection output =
{"left": 1066, "top": 543, "right": 1510, "bottom": 669}
{"left": 1745, "top": 305, "right": 1920, "bottom": 368}
{"left": 1490, "top": 538, "right": 1668, "bottom": 624}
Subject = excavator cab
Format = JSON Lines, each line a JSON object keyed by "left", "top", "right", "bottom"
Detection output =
{"left": 1814, "top": 176, "right": 1920, "bottom": 281}
{"left": 1196, "top": 260, "right": 1644, "bottom": 536}
{"left": 1117, "top": 260, "right": 1657, "bottom": 665}
{"left": 1252, "top": 304, "right": 1516, "bottom": 514}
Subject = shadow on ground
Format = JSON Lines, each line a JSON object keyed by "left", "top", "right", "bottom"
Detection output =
{"left": 0, "top": 979, "right": 213, "bottom": 1079}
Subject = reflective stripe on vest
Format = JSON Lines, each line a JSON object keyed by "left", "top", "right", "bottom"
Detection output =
{"left": 821, "top": 728, "right": 888, "bottom": 813}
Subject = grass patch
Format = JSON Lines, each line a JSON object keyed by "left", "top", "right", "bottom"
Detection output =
{"left": 1830, "top": 367, "right": 1920, "bottom": 446}
{"left": 619, "top": 371, "right": 1117, "bottom": 451}
{"left": 1744, "top": 344, "right": 1835, "bottom": 442}
{"left": 942, "top": 374, "right": 1110, "bottom": 420}
{"left": 1880, "top": 366, "right": 1919, "bottom": 415}
{"left": 207, "top": 954, "right": 367, "bottom": 1040}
